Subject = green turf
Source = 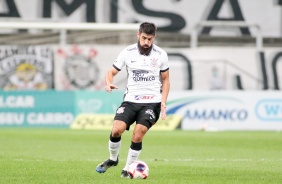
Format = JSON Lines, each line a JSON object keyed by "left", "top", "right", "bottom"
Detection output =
{"left": 0, "top": 129, "right": 281, "bottom": 184}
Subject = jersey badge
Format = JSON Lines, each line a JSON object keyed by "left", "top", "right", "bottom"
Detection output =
{"left": 117, "top": 107, "right": 125, "bottom": 114}
{"left": 150, "top": 58, "right": 158, "bottom": 68}
{"left": 145, "top": 109, "right": 155, "bottom": 120}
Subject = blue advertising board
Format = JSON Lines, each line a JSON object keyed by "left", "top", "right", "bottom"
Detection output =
{"left": 0, "top": 90, "right": 124, "bottom": 127}
{"left": 0, "top": 91, "right": 75, "bottom": 127}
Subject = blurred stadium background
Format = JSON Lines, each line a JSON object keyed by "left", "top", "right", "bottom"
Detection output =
{"left": 1, "top": 1, "right": 282, "bottom": 183}
{"left": 0, "top": 0, "right": 282, "bottom": 131}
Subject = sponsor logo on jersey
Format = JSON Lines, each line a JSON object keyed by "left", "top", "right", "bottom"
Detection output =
{"left": 133, "top": 70, "right": 149, "bottom": 74}
{"left": 133, "top": 76, "right": 155, "bottom": 82}
{"left": 134, "top": 95, "right": 155, "bottom": 100}
{"left": 131, "top": 60, "right": 137, "bottom": 63}
{"left": 132, "top": 70, "right": 155, "bottom": 82}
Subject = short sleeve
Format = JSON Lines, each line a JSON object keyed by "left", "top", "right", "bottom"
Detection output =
{"left": 113, "top": 49, "right": 126, "bottom": 71}
{"left": 160, "top": 52, "right": 169, "bottom": 72}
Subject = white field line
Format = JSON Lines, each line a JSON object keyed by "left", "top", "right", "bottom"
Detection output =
{"left": 0, "top": 158, "right": 282, "bottom": 162}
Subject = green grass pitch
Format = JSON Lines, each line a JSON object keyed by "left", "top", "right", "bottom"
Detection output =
{"left": 0, "top": 128, "right": 281, "bottom": 184}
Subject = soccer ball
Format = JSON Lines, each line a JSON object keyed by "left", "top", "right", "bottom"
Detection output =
{"left": 128, "top": 160, "right": 149, "bottom": 179}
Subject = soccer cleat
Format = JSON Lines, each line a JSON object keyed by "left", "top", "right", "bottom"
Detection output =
{"left": 120, "top": 170, "right": 130, "bottom": 178}
{"left": 96, "top": 157, "right": 119, "bottom": 173}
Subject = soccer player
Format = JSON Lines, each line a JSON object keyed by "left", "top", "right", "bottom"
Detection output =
{"left": 96, "top": 22, "right": 170, "bottom": 178}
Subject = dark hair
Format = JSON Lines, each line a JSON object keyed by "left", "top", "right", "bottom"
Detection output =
{"left": 139, "top": 22, "right": 157, "bottom": 35}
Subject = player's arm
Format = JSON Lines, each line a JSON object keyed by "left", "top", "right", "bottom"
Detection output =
{"left": 105, "top": 66, "right": 119, "bottom": 93}
{"left": 160, "top": 70, "right": 170, "bottom": 120}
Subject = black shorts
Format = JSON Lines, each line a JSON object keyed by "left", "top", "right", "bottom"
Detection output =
{"left": 114, "top": 101, "right": 161, "bottom": 130}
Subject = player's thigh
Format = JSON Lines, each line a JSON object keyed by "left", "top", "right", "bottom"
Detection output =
{"left": 136, "top": 103, "right": 161, "bottom": 129}
{"left": 114, "top": 102, "right": 138, "bottom": 130}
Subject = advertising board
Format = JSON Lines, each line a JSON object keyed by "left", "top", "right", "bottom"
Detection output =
{"left": 167, "top": 91, "right": 282, "bottom": 131}
{"left": 0, "top": 90, "right": 75, "bottom": 127}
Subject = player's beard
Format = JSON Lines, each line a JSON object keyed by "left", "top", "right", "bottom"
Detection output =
{"left": 138, "top": 40, "right": 152, "bottom": 56}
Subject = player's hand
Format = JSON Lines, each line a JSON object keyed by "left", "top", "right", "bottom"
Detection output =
{"left": 161, "top": 102, "right": 166, "bottom": 120}
{"left": 105, "top": 84, "right": 118, "bottom": 93}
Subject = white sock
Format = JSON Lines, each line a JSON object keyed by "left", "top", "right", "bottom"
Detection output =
{"left": 109, "top": 140, "right": 121, "bottom": 161}
{"left": 123, "top": 148, "right": 141, "bottom": 171}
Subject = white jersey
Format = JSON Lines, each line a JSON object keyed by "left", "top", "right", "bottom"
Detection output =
{"left": 113, "top": 43, "right": 169, "bottom": 103}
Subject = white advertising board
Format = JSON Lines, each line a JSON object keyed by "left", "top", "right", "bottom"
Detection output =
{"left": 167, "top": 91, "right": 282, "bottom": 131}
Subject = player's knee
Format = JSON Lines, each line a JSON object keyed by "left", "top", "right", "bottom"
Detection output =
{"left": 111, "top": 125, "right": 124, "bottom": 136}
{"left": 111, "top": 121, "right": 126, "bottom": 136}
{"left": 132, "top": 133, "right": 144, "bottom": 142}
{"left": 111, "top": 127, "right": 122, "bottom": 137}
